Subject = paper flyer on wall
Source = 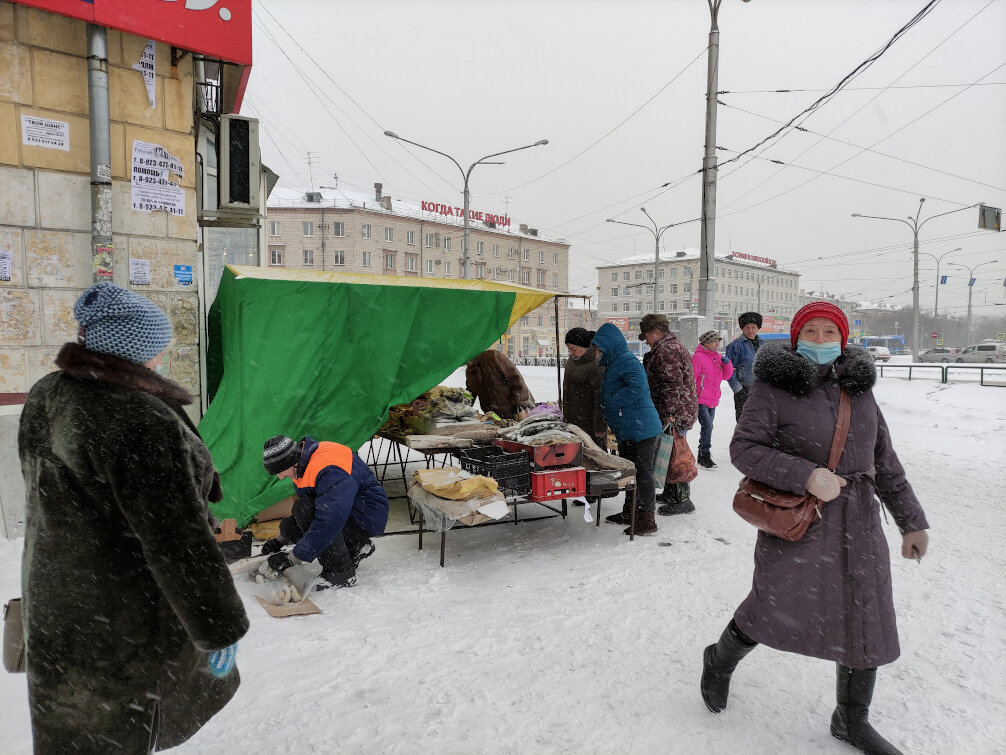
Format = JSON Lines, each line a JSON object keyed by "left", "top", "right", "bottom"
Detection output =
{"left": 131, "top": 140, "right": 185, "bottom": 216}
{"left": 0, "top": 249, "right": 12, "bottom": 282}
{"left": 129, "top": 258, "right": 151, "bottom": 285}
{"left": 21, "top": 115, "right": 69, "bottom": 151}
{"left": 131, "top": 39, "right": 156, "bottom": 109}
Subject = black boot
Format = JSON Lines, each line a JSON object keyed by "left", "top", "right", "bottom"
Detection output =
{"left": 830, "top": 665, "right": 903, "bottom": 755}
{"left": 605, "top": 500, "right": 633, "bottom": 525}
{"left": 701, "top": 619, "right": 757, "bottom": 713}
{"left": 658, "top": 483, "right": 695, "bottom": 516}
{"left": 697, "top": 451, "right": 717, "bottom": 469}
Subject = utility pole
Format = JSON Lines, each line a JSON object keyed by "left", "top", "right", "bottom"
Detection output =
{"left": 948, "top": 259, "right": 998, "bottom": 344}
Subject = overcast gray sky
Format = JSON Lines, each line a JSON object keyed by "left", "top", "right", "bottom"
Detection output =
{"left": 244, "top": 0, "right": 1006, "bottom": 317}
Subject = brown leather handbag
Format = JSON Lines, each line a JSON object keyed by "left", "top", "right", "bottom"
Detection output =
{"left": 733, "top": 390, "right": 851, "bottom": 541}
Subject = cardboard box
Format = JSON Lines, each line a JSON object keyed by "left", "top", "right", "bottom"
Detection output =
{"left": 530, "top": 467, "right": 586, "bottom": 502}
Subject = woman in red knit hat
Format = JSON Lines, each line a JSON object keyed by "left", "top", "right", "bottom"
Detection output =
{"left": 700, "top": 302, "right": 931, "bottom": 755}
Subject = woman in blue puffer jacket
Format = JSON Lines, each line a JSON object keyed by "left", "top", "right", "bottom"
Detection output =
{"left": 592, "top": 323, "right": 662, "bottom": 535}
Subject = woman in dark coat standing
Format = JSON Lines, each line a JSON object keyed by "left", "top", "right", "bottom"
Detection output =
{"left": 561, "top": 327, "right": 606, "bottom": 446}
{"left": 18, "top": 283, "right": 249, "bottom": 753}
{"left": 700, "top": 302, "right": 929, "bottom": 755}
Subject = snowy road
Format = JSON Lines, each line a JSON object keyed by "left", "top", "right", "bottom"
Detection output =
{"left": 1, "top": 367, "right": 1003, "bottom": 754}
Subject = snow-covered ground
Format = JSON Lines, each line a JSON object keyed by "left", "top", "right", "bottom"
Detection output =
{"left": 2, "top": 365, "right": 1004, "bottom": 754}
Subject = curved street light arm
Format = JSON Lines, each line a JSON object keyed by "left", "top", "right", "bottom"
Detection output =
{"left": 384, "top": 131, "right": 465, "bottom": 182}
{"left": 851, "top": 213, "right": 916, "bottom": 232}
{"left": 466, "top": 141, "right": 548, "bottom": 182}
{"left": 916, "top": 202, "right": 982, "bottom": 233}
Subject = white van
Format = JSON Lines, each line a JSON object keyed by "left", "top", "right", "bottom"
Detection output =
{"left": 865, "top": 345, "right": 891, "bottom": 362}
{"left": 954, "top": 343, "right": 1006, "bottom": 363}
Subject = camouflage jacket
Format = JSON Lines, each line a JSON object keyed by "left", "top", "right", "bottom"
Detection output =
{"left": 642, "top": 332, "right": 698, "bottom": 431}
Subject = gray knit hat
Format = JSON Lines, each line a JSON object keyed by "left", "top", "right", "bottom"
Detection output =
{"left": 263, "top": 435, "right": 301, "bottom": 475}
{"left": 73, "top": 283, "right": 172, "bottom": 364}
{"left": 699, "top": 330, "right": 721, "bottom": 345}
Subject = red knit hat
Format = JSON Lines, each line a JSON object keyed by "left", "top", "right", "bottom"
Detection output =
{"left": 790, "top": 301, "right": 849, "bottom": 349}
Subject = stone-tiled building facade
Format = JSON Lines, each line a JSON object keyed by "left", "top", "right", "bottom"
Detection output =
{"left": 265, "top": 185, "right": 572, "bottom": 357}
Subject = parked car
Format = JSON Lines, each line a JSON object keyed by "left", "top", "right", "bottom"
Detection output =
{"left": 865, "top": 345, "right": 891, "bottom": 362}
{"left": 954, "top": 343, "right": 1006, "bottom": 363}
{"left": 919, "top": 347, "right": 956, "bottom": 363}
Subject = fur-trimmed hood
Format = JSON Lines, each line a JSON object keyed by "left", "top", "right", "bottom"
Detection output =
{"left": 56, "top": 342, "right": 193, "bottom": 406}
{"left": 752, "top": 342, "right": 876, "bottom": 397}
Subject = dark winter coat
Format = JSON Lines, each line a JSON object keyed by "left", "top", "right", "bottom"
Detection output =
{"left": 642, "top": 331, "right": 698, "bottom": 431}
{"left": 562, "top": 345, "right": 606, "bottom": 439}
{"left": 592, "top": 323, "right": 661, "bottom": 442}
{"left": 730, "top": 343, "right": 929, "bottom": 669}
{"left": 725, "top": 334, "right": 762, "bottom": 391}
{"left": 18, "top": 343, "right": 249, "bottom": 753}
{"left": 465, "top": 349, "right": 534, "bottom": 419}
{"left": 289, "top": 437, "right": 390, "bottom": 563}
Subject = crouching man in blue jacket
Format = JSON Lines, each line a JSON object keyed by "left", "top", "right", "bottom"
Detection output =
{"left": 259, "top": 435, "right": 390, "bottom": 589}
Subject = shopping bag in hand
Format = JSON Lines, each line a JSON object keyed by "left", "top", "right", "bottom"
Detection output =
{"left": 666, "top": 434, "right": 698, "bottom": 484}
{"left": 651, "top": 427, "right": 675, "bottom": 487}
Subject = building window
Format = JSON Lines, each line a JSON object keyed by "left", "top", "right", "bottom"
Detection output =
{"left": 477, "top": 263, "right": 485, "bottom": 278}
{"left": 537, "top": 270, "right": 545, "bottom": 286}
{"left": 523, "top": 269, "right": 530, "bottom": 284}
{"left": 362, "top": 251, "right": 371, "bottom": 267}
{"left": 405, "top": 256, "right": 416, "bottom": 272}
{"left": 646, "top": 269, "right": 653, "bottom": 279}
{"left": 445, "top": 237, "right": 451, "bottom": 251}
{"left": 611, "top": 288, "right": 619, "bottom": 297}
{"left": 670, "top": 284, "right": 678, "bottom": 294}
{"left": 493, "top": 244, "right": 500, "bottom": 257}
{"left": 445, "top": 261, "right": 452, "bottom": 276}
{"left": 523, "top": 249, "right": 530, "bottom": 262}
{"left": 385, "top": 227, "right": 393, "bottom": 242}
{"left": 333, "top": 250, "right": 345, "bottom": 266}
{"left": 407, "top": 230, "right": 415, "bottom": 246}
{"left": 670, "top": 300, "right": 678, "bottom": 311}
{"left": 384, "top": 252, "right": 395, "bottom": 270}
{"left": 635, "top": 270, "right": 642, "bottom": 280}
{"left": 426, "top": 259, "right": 433, "bottom": 274}
{"left": 670, "top": 267, "right": 678, "bottom": 277}
{"left": 611, "top": 272, "right": 618, "bottom": 281}
{"left": 332, "top": 222, "right": 344, "bottom": 237}
{"left": 553, "top": 252, "right": 559, "bottom": 264}
{"left": 303, "top": 249, "right": 314, "bottom": 266}
{"left": 658, "top": 301, "right": 665, "bottom": 312}
{"left": 538, "top": 250, "right": 544, "bottom": 263}
{"left": 635, "top": 301, "right": 642, "bottom": 311}
{"left": 683, "top": 283, "right": 691, "bottom": 293}
{"left": 552, "top": 274, "right": 558, "bottom": 287}
{"left": 645, "top": 300, "right": 654, "bottom": 312}
{"left": 269, "top": 248, "right": 283, "bottom": 265}
{"left": 622, "top": 302, "right": 630, "bottom": 312}
{"left": 302, "top": 221, "right": 314, "bottom": 237}
{"left": 425, "top": 233, "right": 433, "bottom": 248}
{"left": 508, "top": 246, "right": 516, "bottom": 259}
{"left": 269, "top": 221, "right": 280, "bottom": 236}
{"left": 477, "top": 241, "right": 484, "bottom": 255}
{"left": 537, "top": 316, "right": 543, "bottom": 327}
{"left": 361, "top": 224, "right": 372, "bottom": 239}
{"left": 508, "top": 269, "right": 515, "bottom": 282}
{"left": 611, "top": 303, "right": 618, "bottom": 312}
{"left": 623, "top": 271, "right": 630, "bottom": 281}
{"left": 658, "top": 268, "right": 665, "bottom": 278}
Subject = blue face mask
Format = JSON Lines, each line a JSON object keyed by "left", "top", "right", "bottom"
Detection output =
{"left": 796, "top": 340, "right": 842, "bottom": 365}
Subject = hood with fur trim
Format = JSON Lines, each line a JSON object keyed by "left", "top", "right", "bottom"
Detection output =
{"left": 56, "top": 342, "right": 193, "bottom": 406}
{"left": 752, "top": 342, "right": 876, "bottom": 397}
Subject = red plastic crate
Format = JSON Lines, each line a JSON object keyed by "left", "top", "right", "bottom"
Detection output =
{"left": 494, "top": 439, "right": 583, "bottom": 470}
{"left": 530, "top": 467, "right": 586, "bottom": 502}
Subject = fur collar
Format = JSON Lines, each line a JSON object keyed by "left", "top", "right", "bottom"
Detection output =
{"left": 752, "top": 342, "right": 876, "bottom": 397}
{"left": 56, "top": 342, "right": 193, "bottom": 406}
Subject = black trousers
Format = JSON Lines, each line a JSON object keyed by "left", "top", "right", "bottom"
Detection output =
{"left": 733, "top": 386, "right": 751, "bottom": 421}
{"left": 280, "top": 498, "right": 371, "bottom": 577}
{"left": 617, "top": 435, "right": 658, "bottom": 513}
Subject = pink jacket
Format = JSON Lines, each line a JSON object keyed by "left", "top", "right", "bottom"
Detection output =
{"left": 692, "top": 345, "right": 734, "bottom": 408}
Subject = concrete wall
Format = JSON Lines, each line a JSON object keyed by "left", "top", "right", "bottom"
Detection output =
{"left": 0, "top": 2, "right": 203, "bottom": 537}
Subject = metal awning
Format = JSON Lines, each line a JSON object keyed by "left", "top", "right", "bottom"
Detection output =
{"left": 536, "top": 338, "right": 550, "bottom": 346}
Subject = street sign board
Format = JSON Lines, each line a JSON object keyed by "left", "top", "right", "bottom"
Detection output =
{"left": 998, "top": 332, "right": 1005, "bottom": 341}
{"left": 979, "top": 204, "right": 1002, "bottom": 232}
{"left": 936, "top": 339, "right": 944, "bottom": 346}
{"left": 930, "top": 332, "right": 939, "bottom": 338}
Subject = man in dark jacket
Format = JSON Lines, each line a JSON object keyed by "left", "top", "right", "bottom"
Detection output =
{"left": 465, "top": 348, "right": 535, "bottom": 419}
{"left": 725, "top": 311, "right": 763, "bottom": 420}
{"left": 640, "top": 314, "right": 698, "bottom": 516}
{"left": 19, "top": 283, "right": 249, "bottom": 753}
{"left": 259, "top": 435, "right": 390, "bottom": 589}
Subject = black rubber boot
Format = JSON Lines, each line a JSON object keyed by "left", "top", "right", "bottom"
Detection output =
{"left": 658, "top": 483, "right": 695, "bottom": 515}
{"left": 830, "top": 665, "right": 903, "bottom": 755}
{"left": 605, "top": 501, "right": 633, "bottom": 525}
{"left": 701, "top": 619, "right": 757, "bottom": 713}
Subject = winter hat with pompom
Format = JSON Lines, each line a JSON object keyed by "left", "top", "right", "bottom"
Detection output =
{"left": 790, "top": 301, "right": 849, "bottom": 349}
{"left": 73, "top": 283, "right": 172, "bottom": 364}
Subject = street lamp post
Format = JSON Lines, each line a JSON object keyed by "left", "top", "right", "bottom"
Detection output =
{"left": 606, "top": 210, "right": 690, "bottom": 313}
{"left": 384, "top": 131, "right": 548, "bottom": 279}
{"left": 947, "top": 259, "right": 998, "bottom": 344}
{"left": 851, "top": 199, "right": 979, "bottom": 356}
{"left": 917, "top": 246, "right": 961, "bottom": 320}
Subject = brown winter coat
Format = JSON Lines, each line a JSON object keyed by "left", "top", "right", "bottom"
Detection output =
{"left": 642, "top": 332, "right": 698, "bottom": 432}
{"left": 465, "top": 349, "right": 534, "bottom": 419}
{"left": 562, "top": 345, "right": 606, "bottom": 439}
{"left": 730, "top": 344, "right": 928, "bottom": 669}
{"left": 18, "top": 343, "right": 249, "bottom": 753}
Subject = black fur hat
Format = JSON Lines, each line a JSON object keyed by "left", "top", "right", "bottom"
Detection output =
{"left": 738, "top": 311, "right": 763, "bottom": 329}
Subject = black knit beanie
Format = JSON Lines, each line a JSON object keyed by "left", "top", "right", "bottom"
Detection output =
{"left": 263, "top": 435, "right": 301, "bottom": 475}
{"left": 564, "top": 327, "right": 594, "bottom": 348}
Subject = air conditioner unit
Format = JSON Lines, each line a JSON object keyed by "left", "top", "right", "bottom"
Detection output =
{"left": 218, "top": 114, "right": 261, "bottom": 211}
{"left": 435, "top": 260, "right": 442, "bottom": 265}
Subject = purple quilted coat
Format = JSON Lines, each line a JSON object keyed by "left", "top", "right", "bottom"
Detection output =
{"left": 730, "top": 344, "right": 928, "bottom": 669}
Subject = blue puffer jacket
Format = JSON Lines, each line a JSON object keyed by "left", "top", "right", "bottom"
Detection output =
{"left": 290, "top": 437, "right": 389, "bottom": 563}
{"left": 592, "top": 323, "right": 662, "bottom": 442}
{"left": 726, "top": 335, "right": 762, "bottom": 392}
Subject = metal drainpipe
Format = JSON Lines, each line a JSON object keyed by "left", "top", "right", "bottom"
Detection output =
{"left": 86, "top": 24, "right": 113, "bottom": 282}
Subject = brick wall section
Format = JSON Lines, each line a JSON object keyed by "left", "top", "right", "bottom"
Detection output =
{"left": 0, "top": 2, "right": 201, "bottom": 402}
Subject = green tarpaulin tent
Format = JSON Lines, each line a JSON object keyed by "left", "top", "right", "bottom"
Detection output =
{"left": 201, "top": 265, "right": 556, "bottom": 526}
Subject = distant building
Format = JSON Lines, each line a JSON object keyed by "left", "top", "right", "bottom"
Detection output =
{"left": 596, "top": 250, "right": 801, "bottom": 339}
{"left": 265, "top": 184, "right": 570, "bottom": 357}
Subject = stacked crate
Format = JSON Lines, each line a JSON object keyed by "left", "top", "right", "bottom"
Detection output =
{"left": 494, "top": 439, "right": 587, "bottom": 503}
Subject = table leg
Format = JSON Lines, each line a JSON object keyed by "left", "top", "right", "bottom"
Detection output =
{"left": 561, "top": 499, "right": 567, "bottom": 519}
{"left": 628, "top": 487, "right": 636, "bottom": 542}
{"left": 440, "top": 531, "right": 446, "bottom": 567}
{"left": 418, "top": 506, "right": 424, "bottom": 552}
{"left": 595, "top": 497, "right": 601, "bottom": 527}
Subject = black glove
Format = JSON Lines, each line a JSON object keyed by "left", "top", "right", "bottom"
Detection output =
{"left": 266, "top": 551, "right": 294, "bottom": 575}
{"left": 260, "top": 538, "right": 285, "bottom": 556}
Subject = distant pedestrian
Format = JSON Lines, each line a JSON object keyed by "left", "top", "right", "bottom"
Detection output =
{"left": 691, "top": 330, "right": 733, "bottom": 469}
{"left": 725, "top": 311, "right": 763, "bottom": 420}
{"left": 591, "top": 323, "right": 662, "bottom": 535}
{"left": 639, "top": 314, "right": 698, "bottom": 516}
{"left": 562, "top": 327, "right": 606, "bottom": 447}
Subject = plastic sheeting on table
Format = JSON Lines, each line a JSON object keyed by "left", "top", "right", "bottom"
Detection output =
{"left": 407, "top": 482, "right": 511, "bottom": 533}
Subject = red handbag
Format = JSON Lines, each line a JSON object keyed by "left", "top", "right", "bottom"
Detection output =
{"left": 667, "top": 433, "right": 698, "bottom": 484}
{"left": 732, "top": 390, "right": 851, "bottom": 541}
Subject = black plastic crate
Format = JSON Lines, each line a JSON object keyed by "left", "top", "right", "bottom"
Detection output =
{"left": 459, "top": 445, "right": 531, "bottom": 496}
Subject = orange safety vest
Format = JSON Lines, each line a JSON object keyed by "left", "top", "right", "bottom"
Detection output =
{"left": 292, "top": 442, "right": 353, "bottom": 490}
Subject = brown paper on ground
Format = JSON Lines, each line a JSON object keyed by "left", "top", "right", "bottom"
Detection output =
{"left": 413, "top": 467, "right": 498, "bottom": 499}
{"left": 255, "top": 595, "right": 322, "bottom": 618}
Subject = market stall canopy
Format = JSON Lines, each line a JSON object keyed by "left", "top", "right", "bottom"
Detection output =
{"left": 201, "top": 265, "right": 557, "bottom": 525}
